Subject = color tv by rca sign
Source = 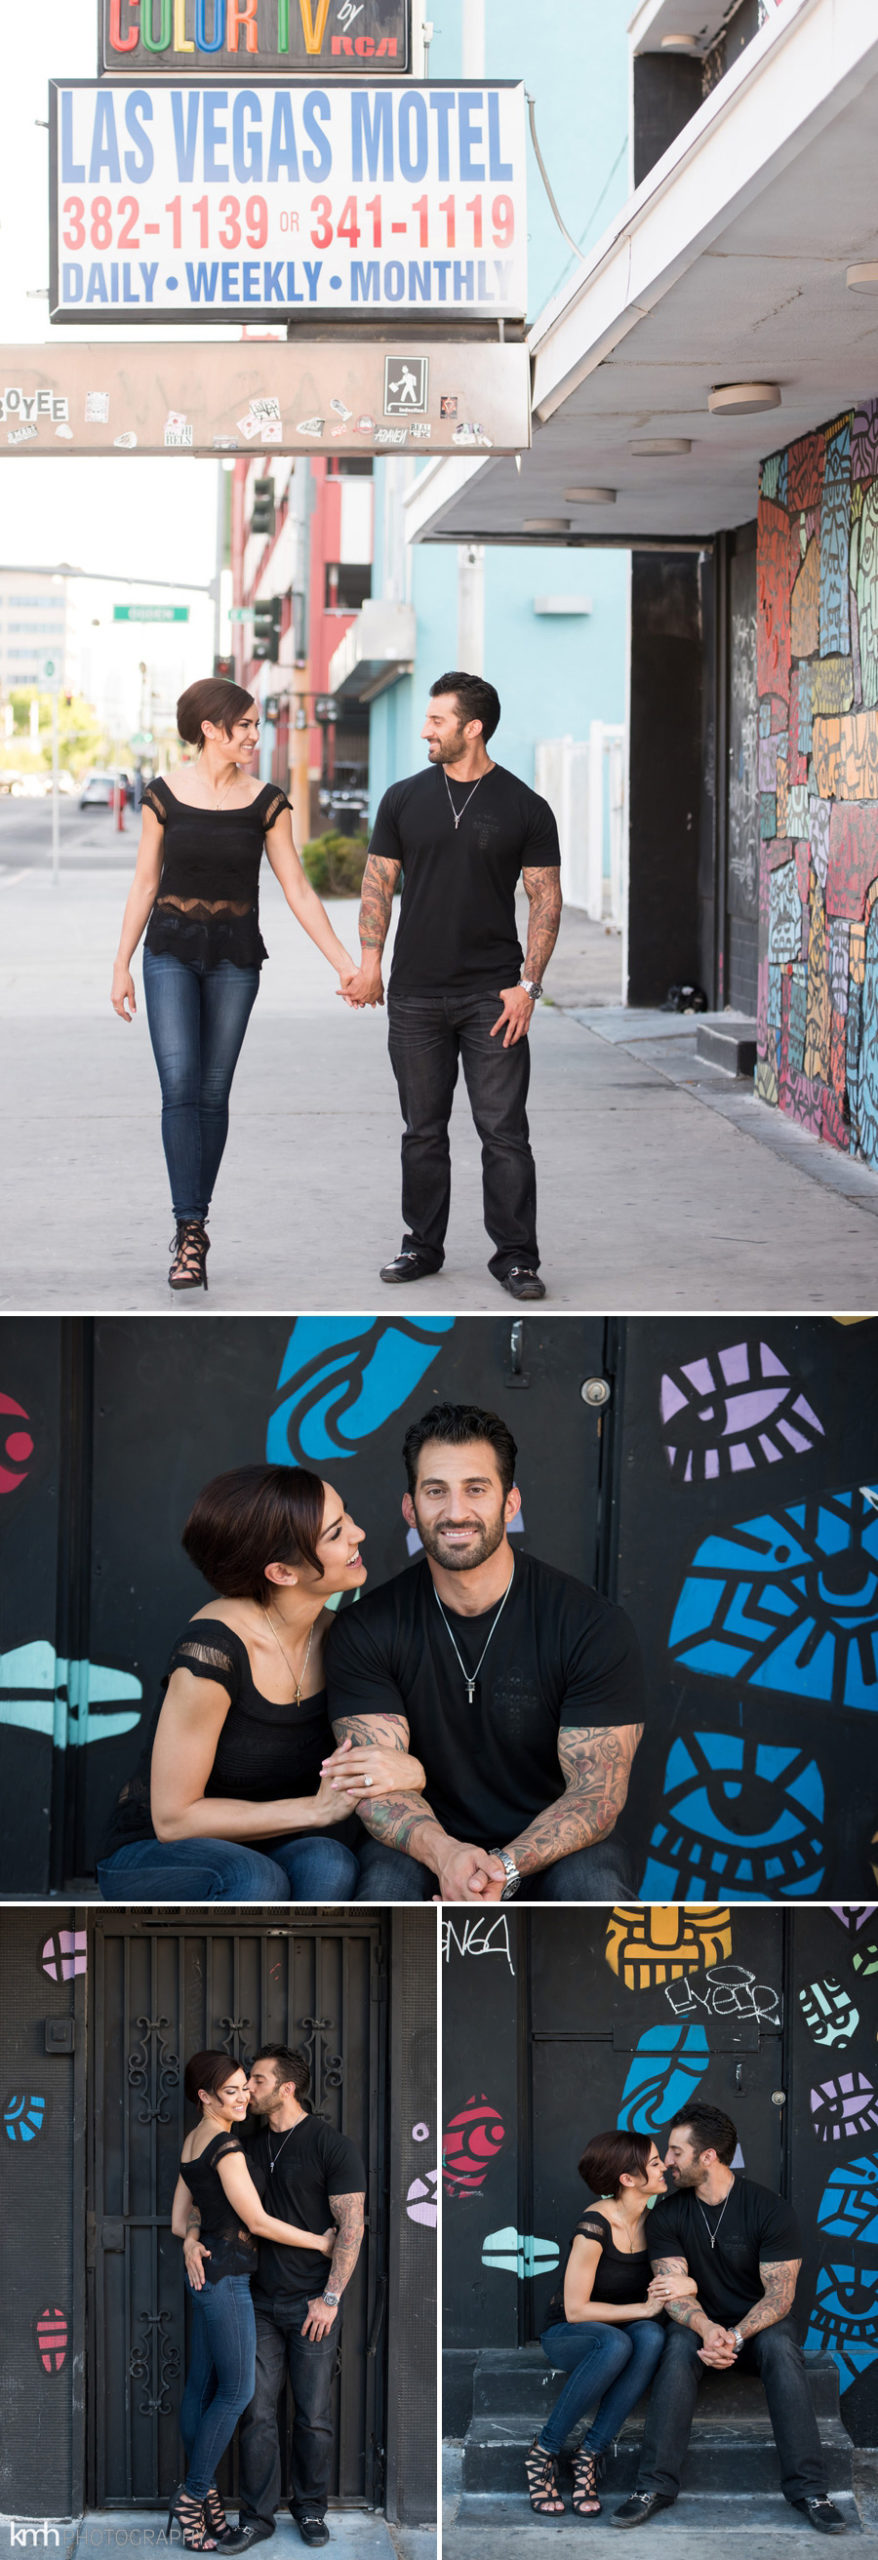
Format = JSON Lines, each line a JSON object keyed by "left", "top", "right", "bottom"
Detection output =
{"left": 99, "top": 0, "right": 411, "bottom": 75}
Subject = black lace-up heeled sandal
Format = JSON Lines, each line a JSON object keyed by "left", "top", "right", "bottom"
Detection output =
{"left": 525, "top": 2440, "right": 565, "bottom": 2515}
{"left": 169, "top": 1220, "right": 210, "bottom": 1291}
{"left": 571, "top": 2448, "right": 602, "bottom": 2515}
{"left": 166, "top": 2486, "right": 217, "bottom": 2550}
{"left": 203, "top": 2486, "right": 246, "bottom": 2549}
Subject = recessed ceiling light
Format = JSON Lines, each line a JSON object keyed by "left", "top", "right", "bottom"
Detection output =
{"left": 630, "top": 438, "right": 692, "bottom": 456}
{"left": 708, "top": 383, "right": 781, "bottom": 416}
{"left": 563, "top": 487, "right": 616, "bottom": 504}
{"left": 522, "top": 516, "right": 570, "bottom": 533}
{"left": 846, "top": 264, "right": 878, "bottom": 291}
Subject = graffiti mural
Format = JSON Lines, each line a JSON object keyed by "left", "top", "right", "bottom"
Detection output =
{"left": 640, "top": 1731, "right": 825, "bottom": 1900}
{"left": 4, "top": 2093, "right": 47, "bottom": 2143}
{"left": 757, "top": 401, "right": 878, "bottom": 1160}
{"left": 34, "top": 2306, "right": 69, "bottom": 2374}
{"left": 799, "top": 1981, "right": 860, "bottom": 2048}
{"left": 604, "top": 1904, "right": 733, "bottom": 1991}
{"left": 482, "top": 2229, "right": 559, "bottom": 2279}
{"left": 617, "top": 2023, "right": 710, "bottom": 2131}
{"left": 806, "top": 2154, "right": 878, "bottom": 2391}
{"left": 266, "top": 1317, "right": 454, "bottom": 1465}
{"left": 810, "top": 2073, "right": 878, "bottom": 2144}
{"left": 41, "top": 1930, "right": 87, "bottom": 1983}
{"left": 0, "top": 1392, "right": 35, "bottom": 1495}
{"left": 0, "top": 1641, "right": 143, "bottom": 1744}
{"left": 443, "top": 2095, "right": 505, "bottom": 2196}
{"left": 668, "top": 1485, "right": 878, "bottom": 1711}
{"left": 659, "top": 1338, "right": 824, "bottom": 1480}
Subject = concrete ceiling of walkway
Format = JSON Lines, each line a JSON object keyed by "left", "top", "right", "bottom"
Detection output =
{"left": 408, "top": 0, "right": 878, "bottom": 548}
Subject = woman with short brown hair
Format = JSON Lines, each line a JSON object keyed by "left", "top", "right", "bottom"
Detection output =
{"left": 526, "top": 2131, "right": 696, "bottom": 2519}
{"left": 111, "top": 678, "right": 361, "bottom": 1290}
{"left": 96, "top": 1462, "right": 426, "bottom": 1903}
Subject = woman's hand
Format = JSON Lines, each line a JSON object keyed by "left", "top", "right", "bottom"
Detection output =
{"left": 111, "top": 961, "right": 136, "bottom": 1021}
{"left": 320, "top": 1735, "right": 427, "bottom": 1800}
{"left": 337, "top": 963, "right": 363, "bottom": 1010}
{"left": 318, "top": 2226, "right": 337, "bottom": 2257}
{"left": 647, "top": 2271, "right": 698, "bottom": 2303}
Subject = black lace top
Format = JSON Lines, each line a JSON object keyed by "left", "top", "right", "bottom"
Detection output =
{"left": 544, "top": 2210, "right": 652, "bottom": 2326}
{"left": 99, "top": 1616, "right": 358, "bottom": 1860}
{"left": 142, "top": 777, "right": 292, "bottom": 971}
{"left": 181, "top": 2131, "right": 262, "bottom": 2284}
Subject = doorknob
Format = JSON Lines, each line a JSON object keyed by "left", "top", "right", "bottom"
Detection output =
{"left": 771, "top": 2090, "right": 787, "bottom": 2108}
{"left": 581, "top": 1377, "right": 611, "bottom": 1409}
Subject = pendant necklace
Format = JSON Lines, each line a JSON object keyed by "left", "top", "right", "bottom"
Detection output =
{"left": 443, "top": 766, "right": 485, "bottom": 831}
{"left": 433, "top": 1561, "right": 515, "bottom": 1704}
{"left": 267, "top": 2123, "right": 297, "bottom": 2177}
{"left": 697, "top": 2181, "right": 734, "bottom": 2250}
{"left": 265, "top": 1606, "right": 314, "bottom": 1704}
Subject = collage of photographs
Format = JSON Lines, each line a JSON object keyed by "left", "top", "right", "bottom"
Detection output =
{"left": 4, "top": 5, "right": 878, "bottom": 2560}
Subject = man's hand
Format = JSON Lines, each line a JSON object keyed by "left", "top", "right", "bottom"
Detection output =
{"left": 491, "top": 985, "right": 534, "bottom": 1048}
{"left": 433, "top": 1842, "right": 509, "bottom": 1902}
{"left": 183, "top": 2236, "right": 211, "bottom": 2293}
{"left": 697, "top": 2324, "right": 739, "bottom": 2368}
{"left": 337, "top": 958, "right": 384, "bottom": 1007}
{"left": 303, "top": 2294, "right": 339, "bottom": 2342}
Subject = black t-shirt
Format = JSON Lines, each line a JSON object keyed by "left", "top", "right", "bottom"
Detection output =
{"left": 245, "top": 2112, "right": 366, "bottom": 2307}
{"left": 545, "top": 2209, "right": 652, "bottom": 2327}
{"left": 367, "top": 762, "right": 561, "bottom": 997}
{"left": 182, "top": 2132, "right": 260, "bottom": 2285}
{"left": 647, "top": 2178, "right": 802, "bottom": 2327}
{"left": 324, "top": 1550, "right": 644, "bottom": 1850}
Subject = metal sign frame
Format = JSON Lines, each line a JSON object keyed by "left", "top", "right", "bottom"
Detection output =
{"left": 97, "top": 0, "right": 412, "bottom": 78}
{"left": 48, "top": 77, "right": 527, "bottom": 324}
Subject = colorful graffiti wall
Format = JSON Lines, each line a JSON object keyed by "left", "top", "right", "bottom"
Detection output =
{"left": 442, "top": 1904, "right": 878, "bottom": 2448}
{"left": 756, "top": 403, "right": 878, "bottom": 1158}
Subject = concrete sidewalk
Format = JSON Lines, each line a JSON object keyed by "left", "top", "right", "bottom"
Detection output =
{"left": 3, "top": 857, "right": 878, "bottom": 1311}
{"left": 442, "top": 2444, "right": 878, "bottom": 2557}
{"left": 1, "top": 2513, "right": 433, "bottom": 2560}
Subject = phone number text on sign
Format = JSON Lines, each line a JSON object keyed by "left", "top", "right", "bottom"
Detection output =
{"left": 50, "top": 80, "right": 527, "bottom": 320}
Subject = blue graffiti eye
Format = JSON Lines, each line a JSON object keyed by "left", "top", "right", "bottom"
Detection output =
{"left": 669, "top": 1487, "right": 878, "bottom": 1709}
{"left": 668, "top": 1782, "right": 807, "bottom": 1851}
{"left": 267, "top": 1317, "right": 455, "bottom": 1465}
{"left": 4, "top": 2093, "right": 46, "bottom": 2143}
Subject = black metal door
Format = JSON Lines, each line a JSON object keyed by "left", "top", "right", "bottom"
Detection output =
{"left": 87, "top": 1914, "right": 385, "bottom": 2510}
{"left": 524, "top": 1905, "right": 788, "bottom": 2338}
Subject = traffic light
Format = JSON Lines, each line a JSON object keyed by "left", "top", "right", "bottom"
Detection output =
{"left": 251, "top": 478, "right": 275, "bottom": 538}
{"left": 264, "top": 695, "right": 281, "bottom": 724}
{"left": 213, "top": 653, "right": 236, "bottom": 680}
{"left": 252, "top": 597, "right": 283, "bottom": 662}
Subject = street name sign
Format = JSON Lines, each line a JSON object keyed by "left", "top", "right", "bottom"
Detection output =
{"left": 113, "top": 601, "right": 190, "bottom": 619}
{"left": 0, "top": 342, "right": 530, "bottom": 455}
{"left": 98, "top": 0, "right": 411, "bottom": 76}
{"left": 49, "top": 80, "right": 527, "bottom": 320}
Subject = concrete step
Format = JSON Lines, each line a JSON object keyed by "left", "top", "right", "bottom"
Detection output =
{"left": 461, "top": 2350, "right": 852, "bottom": 2499}
{"left": 695, "top": 1018, "right": 758, "bottom": 1076}
{"left": 447, "top": 2491, "right": 865, "bottom": 2542}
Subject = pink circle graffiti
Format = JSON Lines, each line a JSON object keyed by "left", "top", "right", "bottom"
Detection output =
{"left": 0, "top": 1392, "right": 34, "bottom": 1493}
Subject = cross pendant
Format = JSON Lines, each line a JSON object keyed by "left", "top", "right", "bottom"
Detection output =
{"left": 466, "top": 1679, "right": 476, "bottom": 1703}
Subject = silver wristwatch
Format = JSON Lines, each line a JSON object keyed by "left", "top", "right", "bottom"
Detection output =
{"left": 520, "top": 976, "right": 542, "bottom": 999}
{"left": 731, "top": 2328, "right": 744, "bottom": 2352}
{"left": 322, "top": 2290, "right": 340, "bottom": 2306}
{"left": 489, "top": 1848, "right": 522, "bottom": 1899}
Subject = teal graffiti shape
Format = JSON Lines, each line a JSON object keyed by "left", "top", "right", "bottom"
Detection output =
{"left": 481, "top": 2228, "right": 560, "bottom": 2280}
{"left": 0, "top": 1640, "right": 142, "bottom": 1745}
{"left": 4, "top": 2093, "right": 46, "bottom": 2144}
{"left": 267, "top": 1317, "right": 455, "bottom": 1464}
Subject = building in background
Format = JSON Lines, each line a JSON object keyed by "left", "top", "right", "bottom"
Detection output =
{"left": 229, "top": 447, "right": 374, "bottom": 844}
{"left": 410, "top": 0, "right": 878, "bottom": 1174}
{"left": 0, "top": 568, "right": 77, "bottom": 695}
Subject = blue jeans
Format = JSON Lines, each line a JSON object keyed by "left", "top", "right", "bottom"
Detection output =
{"left": 634, "top": 2316, "right": 827, "bottom": 2504}
{"left": 97, "top": 1834, "right": 360, "bottom": 1904}
{"left": 143, "top": 946, "right": 259, "bottom": 1222}
{"left": 538, "top": 2319, "right": 666, "bottom": 2457}
{"left": 181, "top": 2274, "right": 256, "bottom": 2500}
{"left": 353, "top": 1832, "right": 636, "bottom": 1903}
{"left": 388, "top": 990, "right": 538, "bottom": 1276}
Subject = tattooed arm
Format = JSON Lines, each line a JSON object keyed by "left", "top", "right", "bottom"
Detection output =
{"left": 648, "top": 2255, "right": 737, "bottom": 2364}
{"left": 491, "top": 864, "right": 562, "bottom": 1048}
{"left": 735, "top": 2257, "right": 801, "bottom": 2342}
{"left": 340, "top": 852, "right": 402, "bottom": 1006}
{"left": 329, "top": 1710, "right": 507, "bottom": 1903}
{"left": 303, "top": 2190, "right": 367, "bottom": 2340}
{"left": 500, "top": 1721, "right": 642, "bottom": 1882}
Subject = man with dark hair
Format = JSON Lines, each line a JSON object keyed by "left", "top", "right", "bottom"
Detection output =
{"left": 183, "top": 2044, "right": 365, "bottom": 2551}
{"left": 324, "top": 1402, "right": 644, "bottom": 1903}
{"left": 344, "top": 669, "right": 562, "bottom": 1301}
{"left": 612, "top": 2107, "right": 846, "bottom": 2535}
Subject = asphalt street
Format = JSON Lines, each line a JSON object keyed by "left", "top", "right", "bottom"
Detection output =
{"left": 2, "top": 809, "right": 878, "bottom": 1311}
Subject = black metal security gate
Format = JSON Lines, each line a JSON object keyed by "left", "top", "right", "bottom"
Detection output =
{"left": 86, "top": 1914, "right": 386, "bottom": 2511}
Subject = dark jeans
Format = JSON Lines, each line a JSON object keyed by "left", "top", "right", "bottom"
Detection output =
{"left": 387, "top": 990, "right": 538, "bottom": 1276}
{"left": 143, "top": 946, "right": 259, "bottom": 1222}
{"left": 238, "top": 2299, "right": 338, "bottom": 2525}
{"left": 97, "top": 1834, "right": 360, "bottom": 1904}
{"left": 180, "top": 2274, "right": 256, "bottom": 2501}
{"left": 353, "top": 1832, "right": 637, "bottom": 1903}
{"left": 635, "top": 2318, "right": 827, "bottom": 2504}
{"left": 538, "top": 2318, "right": 666, "bottom": 2457}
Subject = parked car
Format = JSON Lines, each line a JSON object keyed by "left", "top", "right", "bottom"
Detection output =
{"left": 0, "top": 771, "right": 24, "bottom": 795}
{"left": 79, "top": 771, "right": 131, "bottom": 809}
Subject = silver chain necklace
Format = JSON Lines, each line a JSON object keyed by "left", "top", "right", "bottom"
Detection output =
{"left": 442, "top": 765, "right": 486, "bottom": 831}
{"left": 266, "top": 2122, "right": 298, "bottom": 2177}
{"left": 433, "top": 1561, "right": 515, "bottom": 1704}
{"left": 696, "top": 2180, "right": 734, "bottom": 2249}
